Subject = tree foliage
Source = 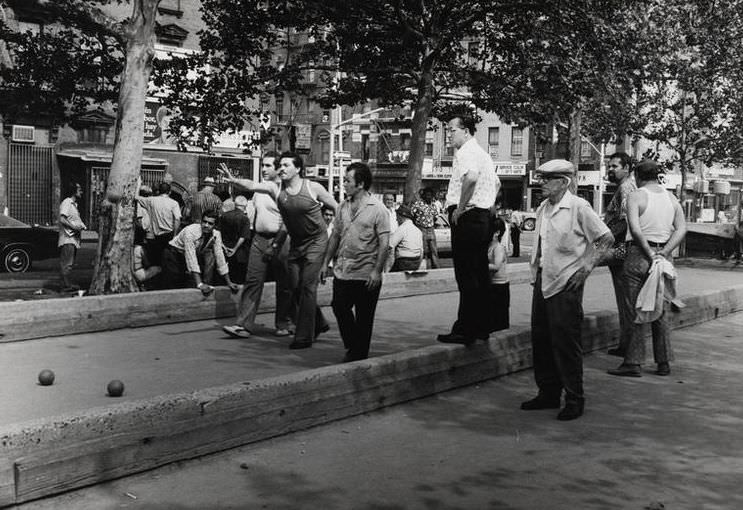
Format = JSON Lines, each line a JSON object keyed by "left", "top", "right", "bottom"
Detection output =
{"left": 634, "top": 0, "right": 743, "bottom": 181}
{"left": 0, "top": 0, "right": 124, "bottom": 124}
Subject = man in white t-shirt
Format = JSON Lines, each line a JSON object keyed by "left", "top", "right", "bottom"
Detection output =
{"left": 388, "top": 204, "right": 423, "bottom": 272}
{"left": 58, "top": 182, "right": 86, "bottom": 292}
{"left": 437, "top": 115, "right": 500, "bottom": 346}
{"left": 382, "top": 193, "right": 398, "bottom": 234}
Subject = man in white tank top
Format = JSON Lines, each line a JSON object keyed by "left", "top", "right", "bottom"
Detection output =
{"left": 608, "top": 159, "right": 686, "bottom": 378}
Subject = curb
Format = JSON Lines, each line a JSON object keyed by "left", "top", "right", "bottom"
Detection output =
{"left": 0, "top": 266, "right": 535, "bottom": 343}
{"left": 0, "top": 283, "right": 741, "bottom": 506}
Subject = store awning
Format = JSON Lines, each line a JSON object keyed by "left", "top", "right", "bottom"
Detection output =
{"left": 57, "top": 149, "right": 169, "bottom": 167}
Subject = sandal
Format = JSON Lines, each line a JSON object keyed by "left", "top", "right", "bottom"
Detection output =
{"left": 222, "top": 325, "right": 251, "bottom": 338}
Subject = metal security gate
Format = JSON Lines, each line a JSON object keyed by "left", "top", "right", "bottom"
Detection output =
{"left": 7, "top": 143, "right": 54, "bottom": 225}
{"left": 198, "top": 155, "right": 257, "bottom": 182}
{"left": 89, "top": 166, "right": 165, "bottom": 231}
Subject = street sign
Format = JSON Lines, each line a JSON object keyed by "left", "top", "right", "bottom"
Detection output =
{"left": 334, "top": 151, "right": 351, "bottom": 160}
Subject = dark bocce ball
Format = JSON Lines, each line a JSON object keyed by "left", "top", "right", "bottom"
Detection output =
{"left": 107, "top": 379, "right": 125, "bottom": 397}
{"left": 38, "top": 369, "right": 55, "bottom": 386}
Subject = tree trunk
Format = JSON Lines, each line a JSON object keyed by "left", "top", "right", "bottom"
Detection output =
{"left": 567, "top": 108, "right": 582, "bottom": 195}
{"left": 91, "top": 0, "right": 160, "bottom": 295}
{"left": 404, "top": 65, "right": 435, "bottom": 203}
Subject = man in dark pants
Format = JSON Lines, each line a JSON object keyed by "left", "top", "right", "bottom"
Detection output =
{"left": 510, "top": 210, "right": 522, "bottom": 257}
{"left": 58, "top": 182, "right": 86, "bottom": 292}
{"left": 521, "top": 159, "right": 613, "bottom": 421}
{"left": 137, "top": 182, "right": 181, "bottom": 267}
{"left": 322, "top": 162, "right": 390, "bottom": 362}
{"left": 603, "top": 152, "right": 636, "bottom": 357}
{"left": 437, "top": 115, "right": 500, "bottom": 345}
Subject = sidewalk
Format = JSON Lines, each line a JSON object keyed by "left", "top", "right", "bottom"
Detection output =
{"left": 17, "top": 310, "right": 743, "bottom": 510}
{"left": 0, "top": 265, "right": 741, "bottom": 506}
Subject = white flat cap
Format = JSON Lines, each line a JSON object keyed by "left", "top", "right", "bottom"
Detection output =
{"left": 536, "top": 159, "right": 574, "bottom": 175}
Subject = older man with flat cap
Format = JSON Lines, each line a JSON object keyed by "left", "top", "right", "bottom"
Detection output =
{"left": 521, "top": 159, "right": 614, "bottom": 421}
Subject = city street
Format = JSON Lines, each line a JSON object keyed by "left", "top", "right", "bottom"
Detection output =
{"left": 16, "top": 310, "right": 743, "bottom": 510}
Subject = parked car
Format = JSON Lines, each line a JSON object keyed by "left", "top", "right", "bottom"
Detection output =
{"left": 0, "top": 214, "right": 59, "bottom": 272}
{"left": 434, "top": 213, "right": 452, "bottom": 256}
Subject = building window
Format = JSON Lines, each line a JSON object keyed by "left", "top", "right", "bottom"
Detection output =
{"left": 445, "top": 130, "right": 455, "bottom": 156}
{"left": 581, "top": 141, "right": 593, "bottom": 158}
{"left": 425, "top": 143, "right": 433, "bottom": 156}
{"left": 158, "top": 0, "right": 183, "bottom": 17}
{"left": 488, "top": 127, "right": 499, "bottom": 158}
{"left": 400, "top": 133, "right": 411, "bottom": 151}
{"left": 275, "top": 96, "right": 284, "bottom": 118}
{"left": 79, "top": 127, "right": 109, "bottom": 144}
{"left": 511, "top": 127, "right": 523, "bottom": 157}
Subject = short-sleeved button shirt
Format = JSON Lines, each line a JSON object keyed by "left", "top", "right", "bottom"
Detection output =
{"left": 445, "top": 138, "right": 500, "bottom": 209}
{"left": 331, "top": 192, "right": 390, "bottom": 280}
{"left": 530, "top": 191, "right": 610, "bottom": 298}
{"left": 58, "top": 197, "right": 84, "bottom": 248}
{"left": 410, "top": 200, "right": 438, "bottom": 229}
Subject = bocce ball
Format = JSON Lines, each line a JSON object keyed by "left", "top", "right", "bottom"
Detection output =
{"left": 107, "top": 379, "right": 125, "bottom": 397}
{"left": 38, "top": 369, "right": 55, "bottom": 386}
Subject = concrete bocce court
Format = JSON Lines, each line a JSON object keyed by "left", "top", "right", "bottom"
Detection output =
{"left": 0, "top": 263, "right": 741, "bottom": 506}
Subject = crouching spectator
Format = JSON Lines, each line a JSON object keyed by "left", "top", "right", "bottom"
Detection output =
{"left": 133, "top": 226, "right": 161, "bottom": 289}
{"left": 388, "top": 204, "right": 423, "bottom": 272}
{"left": 161, "top": 209, "right": 239, "bottom": 295}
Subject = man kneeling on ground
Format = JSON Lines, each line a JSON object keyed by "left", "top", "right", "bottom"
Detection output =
{"left": 161, "top": 209, "right": 239, "bottom": 295}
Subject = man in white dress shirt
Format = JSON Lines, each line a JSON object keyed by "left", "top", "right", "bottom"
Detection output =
{"left": 437, "top": 115, "right": 500, "bottom": 345}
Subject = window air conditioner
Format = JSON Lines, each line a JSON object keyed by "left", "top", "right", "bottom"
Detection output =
{"left": 12, "top": 125, "right": 35, "bottom": 143}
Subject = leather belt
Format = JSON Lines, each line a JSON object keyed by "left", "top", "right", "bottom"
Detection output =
{"left": 256, "top": 231, "right": 278, "bottom": 239}
{"left": 627, "top": 240, "right": 667, "bottom": 248}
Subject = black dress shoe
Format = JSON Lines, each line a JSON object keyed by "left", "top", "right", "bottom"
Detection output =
{"left": 315, "top": 324, "right": 330, "bottom": 337}
{"left": 656, "top": 362, "right": 671, "bottom": 376}
{"left": 607, "top": 347, "right": 626, "bottom": 357}
{"left": 520, "top": 394, "right": 561, "bottom": 410}
{"left": 607, "top": 363, "right": 642, "bottom": 377}
{"left": 289, "top": 340, "right": 312, "bottom": 350}
{"left": 342, "top": 352, "right": 367, "bottom": 363}
{"left": 557, "top": 400, "right": 584, "bottom": 421}
{"left": 436, "top": 333, "right": 475, "bottom": 345}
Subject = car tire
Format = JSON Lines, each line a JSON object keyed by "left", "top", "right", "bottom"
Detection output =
{"left": 2, "top": 246, "right": 32, "bottom": 273}
{"left": 522, "top": 218, "right": 536, "bottom": 231}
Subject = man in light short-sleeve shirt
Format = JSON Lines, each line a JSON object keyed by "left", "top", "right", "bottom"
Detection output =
{"left": 58, "top": 182, "right": 86, "bottom": 291}
{"left": 437, "top": 115, "right": 500, "bottom": 346}
{"left": 521, "top": 159, "right": 614, "bottom": 421}
{"left": 323, "top": 162, "right": 390, "bottom": 362}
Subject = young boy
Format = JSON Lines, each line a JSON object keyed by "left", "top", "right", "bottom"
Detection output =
{"left": 488, "top": 216, "right": 510, "bottom": 333}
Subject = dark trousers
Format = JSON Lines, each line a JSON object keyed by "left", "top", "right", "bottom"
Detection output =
{"left": 421, "top": 227, "right": 440, "bottom": 269}
{"left": 391, "top": 256, "right": 421, "bottom": 272}
{"left": 161, "top": 246, "right": 190, "bottom": 288}
{"left": 510, "top": 225, "right": 521, "bottom": 257}
{"left": 531, "top": 271, "right": 585, "bottom": 404}
{"left": 146, "top": 232, "right": 174, "bottom": 267}
{"left": 331, "top": 278, "right": 382, "bottom": 360}
{"left": 449, "top": 207, "right": 491, "bottom": 339}
{"left": 59, "top": 244, "right": 77, "bottom": 287}
{"left": 609, "top": 262, "right": 634, "bottom": 353}
{"left": 287, "top": 238, "right": 328, "bottom": 344}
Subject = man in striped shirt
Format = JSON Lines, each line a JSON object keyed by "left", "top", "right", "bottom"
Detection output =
{"left": 190, "top": 176, "right": 222, "bottom": 225}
